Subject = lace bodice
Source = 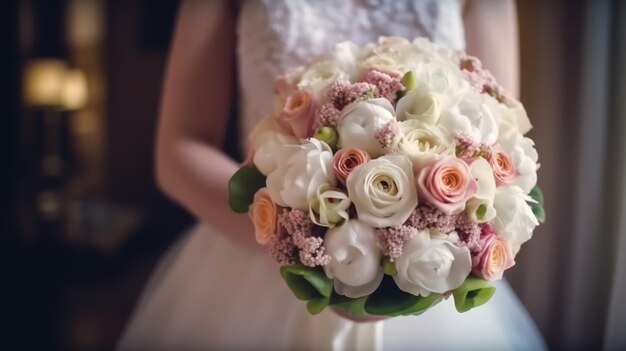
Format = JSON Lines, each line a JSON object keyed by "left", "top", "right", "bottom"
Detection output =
{"left": 237, "top": 0, "right": 465, "bottom": 146}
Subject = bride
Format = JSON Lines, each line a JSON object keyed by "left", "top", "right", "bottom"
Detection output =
{"left": 119, "top": 1, "right": 546, "bottom": 349}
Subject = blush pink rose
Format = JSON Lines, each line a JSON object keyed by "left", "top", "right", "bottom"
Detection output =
{"left": 416, "top": 156, "right": 477, "bottom": 215}
{"left": 279, "top": 90, "right": 317, "bottom": 139}
{"left": 472, "top": 234, "right": 515, "bottom": 280}
{"left": 332, "top": 147, "right": 370, "bottom": 184}
{"left": 489, "top": 147, "right": 517, "bottom": 185}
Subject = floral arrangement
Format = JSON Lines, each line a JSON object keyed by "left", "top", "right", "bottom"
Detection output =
{"left": 229, "top": 37, "right": 545, "bottom": 317}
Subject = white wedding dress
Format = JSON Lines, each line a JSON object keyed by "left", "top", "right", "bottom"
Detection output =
{"left": 119, "top": 1, "right": 547, "bottom": 350}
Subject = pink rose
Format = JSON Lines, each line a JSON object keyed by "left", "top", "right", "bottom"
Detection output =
{"left": 489, "top": 147, "right": 517, "bottom": 185}
{"left": 472, "top": 234, "right": 515, "bottom": 280}
{"left": 332, "top": 147, "right": 370, "bottom": 185}
{"left": 279, "top": 90, "right": 317, "bottom": 139}
{"left": 416, "top": 156, "right": 477, "bottom": 215}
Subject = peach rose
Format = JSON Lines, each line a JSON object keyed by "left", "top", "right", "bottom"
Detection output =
{"left": 416, "top": 156, "right": 477, "bottom": 215}
{"left": 332, "top": 147, "right": 370, "bottom": 184}
{"left": 249, "top": 188, "right": 279, "bottom": 245}
{"left": 473, "top": 235, "right": 515, "bottom": 280}
{"left": 279, "top": 90, "right": 317, "bottom": 139}
{"left": 489, "top": 147, "right": 517, "bottom": 185}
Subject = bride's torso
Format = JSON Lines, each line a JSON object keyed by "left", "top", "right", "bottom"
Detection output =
{"left": 237, "top": 0, "right": 465, "bottom": 147}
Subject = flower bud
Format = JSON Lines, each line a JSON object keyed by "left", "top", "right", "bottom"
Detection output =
{"left": 314, "top": 126, "right": 338, "bottom": 149}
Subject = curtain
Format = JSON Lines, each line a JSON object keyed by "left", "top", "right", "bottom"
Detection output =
{"left": 603, "top": 0, "right": 626, "bottom": 349}
{"left": 511, "top": 0, "right": 626, "bottom": 348}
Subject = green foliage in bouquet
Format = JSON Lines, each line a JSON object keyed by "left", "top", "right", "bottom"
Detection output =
{"left": 281, "top": 266, "right": 497, "bottom": 317}
{"left": 364, "top": 276, "right": 443, "bottom": 316}
{"left": 280, "top": 265, "right": 333, "bottom": 315}
{"left": 228, "top": 166, "right": 266, "bottom": 213}
{"left": 452, "top": 276, "right": 496, "bottom": 313}
{"left": 528, "top": 186, "right": 546, "bottom": 223}
{"left": 329, "top": 294, "right": 369, "bottom": 317}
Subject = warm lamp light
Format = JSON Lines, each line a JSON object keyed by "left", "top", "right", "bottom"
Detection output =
{"left": 23, "top": 59, "right": 89, "bottom": 110}
{"left": 60, "top": 69, "right": 88, "bottom": 110}
{"left": 23, "top": 59, "right": 69, "bottom": 108}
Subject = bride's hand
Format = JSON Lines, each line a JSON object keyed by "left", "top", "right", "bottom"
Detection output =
{"left": 330, "top": 307, "right": 388, "bottom": 323}
{"left": 155, "top": 1, "right": 260, "bottom": 251}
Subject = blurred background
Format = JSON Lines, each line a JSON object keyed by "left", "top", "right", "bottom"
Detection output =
{"left": 1, "top": 0, "right": 625, "bottom": 350}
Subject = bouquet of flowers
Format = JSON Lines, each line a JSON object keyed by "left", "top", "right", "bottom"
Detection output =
{"left": 229, "top": 37, "right": 544, "bottom": 318}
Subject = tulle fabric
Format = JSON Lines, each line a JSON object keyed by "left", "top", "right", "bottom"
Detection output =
{"left": 118, "top": 224, "right": 545, "bottom": 350}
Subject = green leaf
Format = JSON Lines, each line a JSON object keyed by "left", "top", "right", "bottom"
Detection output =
{"left": 364, "top": 276, "right": 442, "bottom": 316}
{"left": 529, "top": 186, "right": 544, "bottom": 204}
{"left": 307, "top": 297, "right": 331, "bottom": 315}
{"left": 329, "top": 294, "right": 369, "bottom": 317}
{"left": 280, "top": 265, "right": 333, "bottom": 315}
{"left": 527, "top": 186, "right": 546, "bottom": 223}
{"left": 452, "top": 276, "right": 496, "bottom": 313}
{"left": 228, "top": 166, "right": 266, "bottom": 213}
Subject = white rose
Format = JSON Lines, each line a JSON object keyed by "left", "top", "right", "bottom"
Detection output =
{"left": 346, "top": 155, "right": 418, "bottom": 228}
{"left": 297, "top": 60, "right": 350, "bottom": 98}
{"left": 396, "top": 119, "right": 454, "bottom": 172}
{"left": 438, "top": 90, "right": 499, "bottom": 145}
{"left": 412, "top": 37, "right": 458, "bottom": 63}
{"left": 395, "top": 86, "right": 442, "bottom": 124}
{"left": 329, "top": 41, "right": 363, "bottom": 79}
{"left": 358, "top": 53, "right": 404, "bottom": 75}
{"left": 393, "top": 230, "right": 472, "bottom": 296}
{"left": 376, "top": 36, "right": 415, "bottom": 53}
{"left": 466, "top": 158, "right": 497, "bottom": 223}
{"left": 502, "top": 98, "right": 533, "bottom": 135}
{"left": 309, "top": 184, "right": 351, "bottom": 228}
{"left": 493, "top": 185, "right": 539, "bottom": 255}
{"left": 337, "top": 99, "right": 398, "bottom": 158}
{"left": 497, "top": 130, "right": 539, "bottom": 193}
{"left": 323, "top": 220, "right": 384, "bottom": 298}
{"left": 412, "top": 62, "right": 469, "bottom": 109}
{"left": 252, "top": 131, "right": 300, "bottom": 176}
{"left": 266, "top": 139, "right": 336, "bottom": 210}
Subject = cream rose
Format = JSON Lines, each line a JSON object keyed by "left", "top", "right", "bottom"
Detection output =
{"left": 396, "top": 119, "right": 454, "bottom": 172}
{"left": 416, "top": 156, "right": 477, "bottom": 215}
{"left": 266, "top": 139, "right": 336, "bottom": 210}
{"left": 323, "top": 220, "right": 384, "bottom": 298}
{"left": 336, "top": 99, "right": 398, "bottom": 158}
{"left": 393, "top": 230, "right": 472, "bottom": 296}
{"left": 395, "top": 87, "right": 442, "bottom": 124}
{"left": 346, "top": 155, "right": 418, "bottom": 228}
{"left": 249, "top": 188, "right": 279, "bottom": 244}
{"left": 309, "top": 184, "right": 351, "bottom": 228}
